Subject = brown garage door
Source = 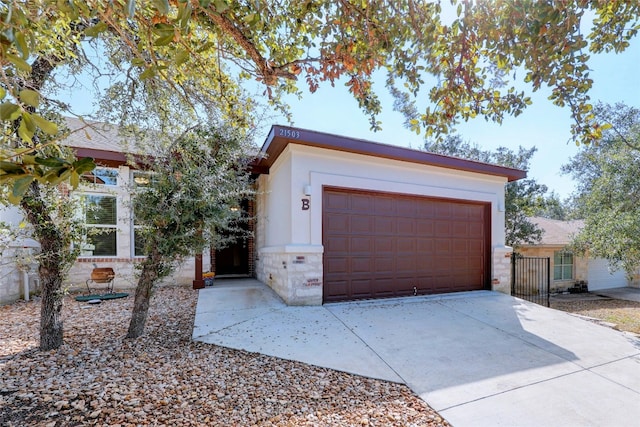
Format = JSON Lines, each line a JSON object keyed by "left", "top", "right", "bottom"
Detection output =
{"left": 323, "top": 187, "right": 491, "bottom": 302}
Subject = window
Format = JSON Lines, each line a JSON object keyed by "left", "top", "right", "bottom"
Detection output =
{"left": 554, "top": 251, "right": 573, "bottom": 281}
{"left": 83, "top": 195, "right": 117, "bottom": 256}
{"left": 82, "top": 167, "right": 118, "bottom": 186}
{"left": 131, "top": 170, "right": 155, "bottom": 256}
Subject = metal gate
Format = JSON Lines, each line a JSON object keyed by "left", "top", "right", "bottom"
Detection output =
{"left": 511, "top": 253, "right": 550, "bottom": 307}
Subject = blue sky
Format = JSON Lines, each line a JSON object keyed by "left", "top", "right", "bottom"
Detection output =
{"left": 61, "top": 33, "right": 639, "bottom": 200}
{"left": 273, "top": 41, "right": 639, "bottom": 199}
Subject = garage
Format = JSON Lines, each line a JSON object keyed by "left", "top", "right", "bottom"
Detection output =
{"left": 588, "top": 258, "right": 628, "bottom": 291}
{"left": 323, "top": 187, "right": 491, "bottom": 302}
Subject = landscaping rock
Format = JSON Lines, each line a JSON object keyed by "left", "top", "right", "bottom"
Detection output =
{"left": 1, "top": 286, "right": 450, "bottom": 426}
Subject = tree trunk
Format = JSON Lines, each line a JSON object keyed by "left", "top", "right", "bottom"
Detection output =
{"left": 126, "top": 248, "right": 161, "bottom": 339}
{"left": 21, "top": 182, "right": 66, "bottom": 351}
{"left": 38, "top": 259, "right": 64, "bottom": 351}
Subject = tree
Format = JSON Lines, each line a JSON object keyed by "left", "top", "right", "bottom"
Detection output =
{"left": 562, "top": 102, "right": 640, "bottom": 276}
{"left": 425, "top": 135, "right": 547, "bottom": 247}
{"left": 1, "top": 1, "right": 638, "bottom": 349}
{"left": 534, "top": 192, "right": 571, "bottom": 220}
{"left": 125, "top": 124, "right": 255, "bottom": 338}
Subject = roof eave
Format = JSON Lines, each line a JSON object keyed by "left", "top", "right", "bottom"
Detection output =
{"left": 255, "top": 125, "right": 527, "bottom": 182}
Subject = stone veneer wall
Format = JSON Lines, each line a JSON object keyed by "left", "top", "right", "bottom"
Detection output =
{"left": 66, "top": 257, "right": 202, "bottom": 293}
{"left": 256, "top": 248, "right": 323, "bottom": 305}
{"left": 491, "top": 246, "right": 513, "bottom": 294}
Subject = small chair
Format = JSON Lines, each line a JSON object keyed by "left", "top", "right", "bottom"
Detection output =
{"left": 86, "top": 266, "right": 116, "bottom": 294}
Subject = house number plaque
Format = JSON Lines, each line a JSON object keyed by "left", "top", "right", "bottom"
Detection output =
{"left": 301, "top": 198, "right": 310, "bottom": 210}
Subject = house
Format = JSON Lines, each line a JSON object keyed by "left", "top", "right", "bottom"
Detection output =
{"left": 233, "top": 125, "right": 526, "bottom": 304}
{"left": 1, "top": 122, "right": 526, "bottom": 305}
{"left": 0, "top": 118, "right": 209, "bottom": 304}
{"left": 517, "top": 217, "right": 631, "bottom": 292}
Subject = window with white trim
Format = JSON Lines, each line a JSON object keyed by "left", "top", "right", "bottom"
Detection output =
{"left": 553, "top": 251, "right": 574, "bottom": 281}
{"left": 82, "top": 195, "right": 117, "bottom": 256}
{"left": 82, "top": 167, "right": 118, "bottom": 186}
{"left": 131, "top": 170, "right": 154, "bottom": 257}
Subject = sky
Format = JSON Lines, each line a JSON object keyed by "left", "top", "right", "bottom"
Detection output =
{"left": 269, "top": 41, "right": 640, "bottom": 200}
{"left": 60, "top": 25, "right": 640, "bottom": 201}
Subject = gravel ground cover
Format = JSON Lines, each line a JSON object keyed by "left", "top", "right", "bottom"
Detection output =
{"left": 551, "top": 295, "right": 640, "bottom": 334}
{"left": 1, "top": 286, "right": 450, "bottom": 427}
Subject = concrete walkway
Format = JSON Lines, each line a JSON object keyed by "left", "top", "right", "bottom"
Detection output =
{"left": 194, "top": 279, "right": 640, "bottom": 427}
{"left": 593, "top": 286, "right": 640, "bottom": 302}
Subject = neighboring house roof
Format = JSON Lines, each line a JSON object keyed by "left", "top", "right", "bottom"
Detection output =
{"left": 254, "top": 125, "right": 527, "bottom": 181}
{"left": 528, "top": 217, "right": 585, "bottom": 246}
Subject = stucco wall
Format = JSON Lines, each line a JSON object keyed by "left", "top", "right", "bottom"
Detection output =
{"left": 256, "top": 143, "right": 510, "bottom": 304}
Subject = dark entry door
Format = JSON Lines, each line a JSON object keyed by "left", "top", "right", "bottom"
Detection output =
{"left": 215, "top": 239, "right": 249, "bottom": 275}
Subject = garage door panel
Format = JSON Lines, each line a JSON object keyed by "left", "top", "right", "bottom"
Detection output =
{"left": 326, "top": 215, "right": 349, "bottom": 233}
{"left": 351, "top": 216, "right": 373, "bottom": 233}
{"left": 351, "top": 279, "right": 374, "bottom": 297}
{"left": 351, "top": 257, "right": 372, "bottom": 273}
{"left": 435, "top": 239, "right": 451, "bottom": 253}
{"left": 397, "top": 238, "right": 416, "bottom": 252}
{"left": 325, "top": 257, "right": 348, "bottom": 274}
{"left": 323, "top": 188, "right": 489, "bottom": 302}
{"left": 374, "top": 257, "right": 394, "bottom": 273}
{"left": 396, "top": 199, "right": 416, "bottom": 217}
{"left": 325, "top": 280, "right": 348, "bottom": 301}
{"left": 351, "top": 236, "right": 373, "bottom": 252}
{"left": 351, "top": 194, "right": 374, "bottom": 212}
{"left": 435, "top": 221, "right": 452, "bottom": 236}
{"left": 416, "top": 220, "right": 434, "bottom": 236}
{"left": 325, "top": 236, "right": 349, "bottom": 253}
{"left": 374, "top": 217, "right": 395, "bottom": 234}
{"left": 374, "top": 196, "right": 395, "bottom": 215}
{"left": 325, "top": 192, "right": 350, "bottom": 210}
{"left": 396, "top": 256, "right": 416, "bottom": 273}
{"left": 375, "top": 237, "right": 393, "bottom": 253}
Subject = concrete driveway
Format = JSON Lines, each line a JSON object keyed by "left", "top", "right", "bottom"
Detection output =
{"left": 193, "top": 279, "right": 640, "bottom": 427}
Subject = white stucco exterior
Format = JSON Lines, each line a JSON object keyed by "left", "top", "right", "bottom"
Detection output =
{"left": 256, "top": 142, "right": 511, "bottom": 305}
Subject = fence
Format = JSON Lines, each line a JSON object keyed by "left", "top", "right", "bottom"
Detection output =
{"left": 511, "top": 253, "right": 550, "bottom": 307}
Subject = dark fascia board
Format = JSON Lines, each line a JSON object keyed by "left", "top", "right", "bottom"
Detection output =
{"left": 252, "top": 125, "right": 527, "bottom": 182}
{"left": 73, "top": 147, "right": 129, "bottom": 168}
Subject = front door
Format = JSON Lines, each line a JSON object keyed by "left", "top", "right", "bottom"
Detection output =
{"left": 215, "top": 238, "right": 249, "bottom": 275}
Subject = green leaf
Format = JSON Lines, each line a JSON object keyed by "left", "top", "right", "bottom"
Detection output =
{"left": 0, "top": 102, "right": 20, "bottom": 120}
{"left": 154, "top": 34, "right": 174, "bottom": 46}
{"left": 84, "top": 21, "right": 108, "bottom": 37}
{"left": 31, "top": 114, "right": 59, "bottom": 135}
{"left": 35, "top": 157, "right": 66, "bottom": 167}
{"left": 213, "top": 0, "right": 228, "bottom": 13}
{"left": 140, "top": 67, "right": 156, "bottom": 79}
{"left": 12, "top": 175, "right": 34, "bottom": 198}
{"left": 0, "top": 161, "right": 25, "bottom": 173}
{"left": 131, "top": 58, "right": 146, "bottom": 66}
{"left": 21, "top": 155, "right": 37, "bottom": 165}
{"left": 0, "top": 87, "right": 5, "bottom": 100}
{"left": 72, "top": 157, "right": 96, "bottom": 174}
{"left": 153, "top": 0, "right": 170, "bottom": 15}
{"left": 6, "top": 53, "right": 31, "bottom": 73}
{"left": 174, "top": 49, "right": 189, "bottom": 66}
{"left": 18, "top": 114, "right": 35, "bottom": 142}
{"left": 19, "top": 89, "right": 40, "bottom": 108}
{"left": 7, "top": 192, "right": 21, "bottom": 206}
{"left": 15, "top": 32, "right": 29, "bottom": 59}
{"left": 70, "top": 171, "right": 80, "bottom": 189}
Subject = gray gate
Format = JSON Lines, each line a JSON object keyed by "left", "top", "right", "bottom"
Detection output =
{"left": 511, "top": 253, "right": 550, "bottom": 307}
